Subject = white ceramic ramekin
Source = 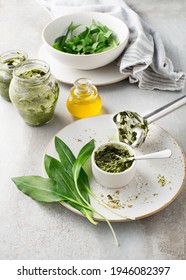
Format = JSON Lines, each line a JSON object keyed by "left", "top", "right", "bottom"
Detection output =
{"left": 91, "top": 141, "right": 136, "bottom": 188}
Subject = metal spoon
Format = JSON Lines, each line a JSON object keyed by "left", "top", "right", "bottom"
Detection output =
{"left": 117, "top": 149, "right": 172, "bottom": 162}
{"left": 113, "top": 94, "right": 186, "bottom": 147}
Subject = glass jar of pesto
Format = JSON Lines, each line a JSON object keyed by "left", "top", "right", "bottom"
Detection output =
{"left": 0, "top": 50, "right": 28, "bottom": 101}
{"left": 9, "top": 59, "right": 59, "bottom": 126}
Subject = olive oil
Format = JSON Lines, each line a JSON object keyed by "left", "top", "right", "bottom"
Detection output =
{"left": 66, "top": 78, "right": 102, "bottom": 118}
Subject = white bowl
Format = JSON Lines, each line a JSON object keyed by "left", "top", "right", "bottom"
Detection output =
{"left": 42, "top": 12, "right": 129, "bottom": 70}
{"left": 91, "top": 141, "right": 136, "bottom": 188}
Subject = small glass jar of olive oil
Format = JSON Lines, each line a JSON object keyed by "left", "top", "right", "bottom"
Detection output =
{"left": 66, "top": 78, "right": 102, "bottom": 118}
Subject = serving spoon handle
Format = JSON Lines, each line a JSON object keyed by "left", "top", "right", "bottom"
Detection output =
{"left": 129, "top": 149, "right": 172, "bottom": 161}
{"left": 144, "top": 95, "right": 186, "bottom": 124}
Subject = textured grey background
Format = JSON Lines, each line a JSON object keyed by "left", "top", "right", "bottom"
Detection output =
{"left": 0, "top": 0, "right": 185, "bottom": 259}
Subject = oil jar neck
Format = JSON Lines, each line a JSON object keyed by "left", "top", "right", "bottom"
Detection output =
{"left": 74, "top": 78, "right": 94, "bottom": 97}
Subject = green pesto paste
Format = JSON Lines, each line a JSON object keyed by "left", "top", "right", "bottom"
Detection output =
{"left": 94, "top": 144, "right": 133, "bottom": 173}
{"left": 0, "top": 56, "right": 26, "bottom": 102}
{"left": 113, "top": 111, "right": 149, "bottom": 147}
{"left": 18, "top": 69, "right": 46, "bottom": 80}
{"left": 3, "top": 57, "right": 26, "bottom": 68}
{"left": 9, "top": 69, "right": 59, "bottom": 126}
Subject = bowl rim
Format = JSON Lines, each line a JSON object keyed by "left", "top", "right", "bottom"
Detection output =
{"left": 42, "top": 11, "right": 129, "bottom": 58}
{"left": 91, "top": 141, "right": 136, "bottom": 176}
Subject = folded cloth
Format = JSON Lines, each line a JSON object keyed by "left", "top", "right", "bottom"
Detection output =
{"left": 37, "top": 0, "right": 186, "bottom": 91}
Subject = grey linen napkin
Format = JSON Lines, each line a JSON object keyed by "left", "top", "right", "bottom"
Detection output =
{"left": 37, "top": 0, "right": 186, "bottom": 91}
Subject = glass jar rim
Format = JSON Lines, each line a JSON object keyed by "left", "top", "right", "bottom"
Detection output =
{"left": 74, "top": 77, "right": 93, "bottom": 95}
{"left": 13, "top": 59, "right": 50, "bottom": 84}
{"left": 74, "top": 77, "right": 92, "bottom": 88}
{"left": 0, "top": 49, "right": 28, "bottom": 70}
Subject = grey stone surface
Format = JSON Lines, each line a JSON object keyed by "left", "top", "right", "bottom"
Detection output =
{"left": 0, "top": 0, "right": 185, "bottom": 260}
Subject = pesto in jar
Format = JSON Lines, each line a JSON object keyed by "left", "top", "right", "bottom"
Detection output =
{"left": 0, "top": 50, "right": 28, "bottom": 101}
{"left": 18, "top": 69, "right": 46, "bottom": 79}
{"left": 9, "top": 59, "right": 59, "bottom": 126}
{"left": 94, "top": 144, "right": 133, "bottom": 173}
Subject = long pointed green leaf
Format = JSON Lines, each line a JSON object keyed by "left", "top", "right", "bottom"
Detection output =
{"left": 72, "top": 139, "right": 95, "bottom": 185}
{"left": 55, "top": 136, "right": 76, "bottom": 171}
{"left": 55, "top": 137, "right": 91, "bottom": 192}
{"left": 44, "top": 154, "right": 96, "bottom": 224}
{"left": 12, "top": 176, "right": 94, "bottom": 213}
{"left": 71, "top": 139, "right": 95, "bottom": 207}
{"left": 12, "top": 176, "right": 64, "bottom": 202}
{"left": 44, "top": 154, "right": 81, "bottom": 201}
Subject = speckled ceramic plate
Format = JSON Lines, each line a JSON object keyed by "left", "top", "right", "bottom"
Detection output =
{"left": 44, "top": 114, "right": 186, "bottom": 222}
{"left": 38, "top": 44, "right": 129, "bottom": 85}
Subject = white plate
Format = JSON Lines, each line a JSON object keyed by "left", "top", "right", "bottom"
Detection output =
{"left": 38, "top": 44, "right": 129, "bottom": 85}
{"left": 44, "top": 115, "right": 186, "bottom": 222}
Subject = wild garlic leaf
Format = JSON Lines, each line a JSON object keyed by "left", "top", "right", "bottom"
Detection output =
{"left": 72, "top": 140, "right": 95, "bottom": 207}
{"left": 12, "top": 138, "right": 118, "bottom": 244}
{"left": 55, "top": 137, "right": 94, "bottom": 205}
{"left": 44, "top": 155, "right": 77, "bottom": 197}
{"left": 55, "top": 137, "right": 92, "bottom": 195}
{"left": 52, "top": 21, "right": 118, "bottom": 54}
{"left": 55, "top": 136, "right": 76, "bottom": 171}
{"left": 72, "top": 139, "right": 95, "bottom": 184}
{"left": 44, "top": 154, "right": 96, "bottom": 224}
{"left": 44, "top": 154, "right": 91, "bottom": 204}
{"left": 12, "top": 176, "right": 64, "bottom": 202}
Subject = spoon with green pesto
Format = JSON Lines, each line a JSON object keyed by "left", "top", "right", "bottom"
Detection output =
{"left": 113, "top": 95, "right": 186, "bottom": 148}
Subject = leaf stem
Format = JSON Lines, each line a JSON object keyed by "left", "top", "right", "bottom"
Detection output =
{"left": 73, "top": 179, "right": 119, "bottom": 246}
{"left": 87, "top": 189, "right": 135, "bottom": 220}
